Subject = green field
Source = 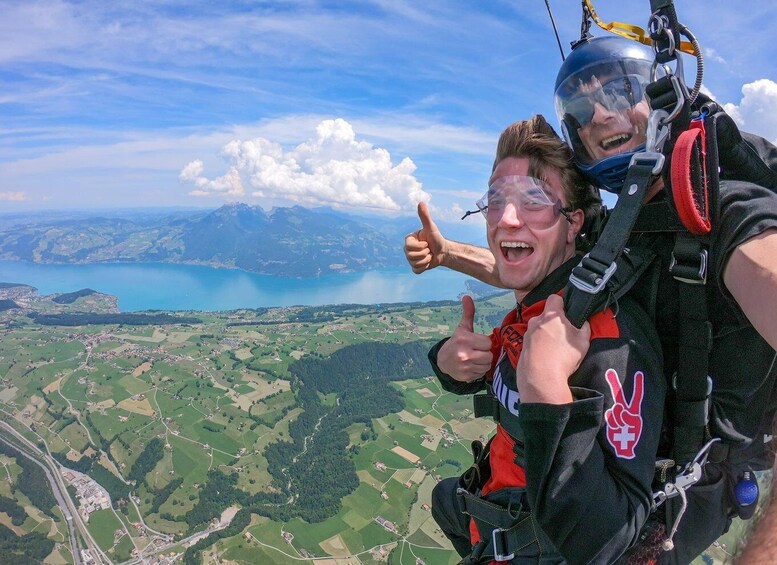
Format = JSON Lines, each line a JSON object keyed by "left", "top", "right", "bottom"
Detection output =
{"left": 0, "top": 288, "right": 761, "bottom": 564}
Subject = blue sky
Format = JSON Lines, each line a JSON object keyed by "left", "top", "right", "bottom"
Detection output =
{"left": 2, "top": 0, "right": 776, "bottom": 225}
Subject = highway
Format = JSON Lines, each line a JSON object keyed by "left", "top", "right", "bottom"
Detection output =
{"left": 0, "top": 420, "right": 112, "bottom": 565}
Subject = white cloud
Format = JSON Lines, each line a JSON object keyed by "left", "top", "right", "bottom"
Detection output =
{"left": 180, "top": 160, "right": 244, "bottom": 198}
{"left": 0, "top": 191, "right": 28, "bottom": 202}
{"left": 180, "top": 119, "right": 430, "bottom": 212}
{"left": 704, "top": 47, "right": 727, "bottom": 65}
{"left": 721, "top": 79, "right": 777, "bottom": 144}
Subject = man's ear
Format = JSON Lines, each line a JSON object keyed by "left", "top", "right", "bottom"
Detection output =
{"left": 567, "top": 209, "right": 585, "bottom": 244}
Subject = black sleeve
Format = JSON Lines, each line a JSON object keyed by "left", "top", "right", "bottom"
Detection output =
{"left": 519, "top": 302, "right": 665, "bottom": 565}
{"left": 428, "top": 338, "right": 486, "bottom": 395}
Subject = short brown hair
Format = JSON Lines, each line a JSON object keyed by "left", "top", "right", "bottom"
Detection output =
{"left": 493, "top": 115, "right": 600, "bottom": 224}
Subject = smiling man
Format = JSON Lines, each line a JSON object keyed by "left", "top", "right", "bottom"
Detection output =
{"left": 406, "top": 36, "right": 777, "bottom": 564}
{"left": 426, "top": 116, "right": 665, "bottom": 564}
{"left": 553, "top": 36, "right": 654, "bottom": 194}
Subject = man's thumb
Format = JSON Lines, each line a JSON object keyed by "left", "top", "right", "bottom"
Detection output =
{"left": 417, "top": 201, "right": 437, "bottom": 232}
{"left": 459, "top": 295, "right": 476, "bottom": 332}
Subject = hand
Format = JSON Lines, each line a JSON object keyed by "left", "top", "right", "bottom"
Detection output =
{"left": 437, "top": 295, "right": 493, "bottom": 382}
{"left": 404, "top": 201, "right": 447, "bottom": 274}
{"left": 517, "top": 294, "right": 591, "bottom": 404}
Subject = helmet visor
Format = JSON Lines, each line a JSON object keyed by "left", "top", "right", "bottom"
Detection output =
{"left": 554, "top": 59, "right": 652, "bottom": 166}
{"left": 560, "top": 75, "right": 646, "bottom": 129}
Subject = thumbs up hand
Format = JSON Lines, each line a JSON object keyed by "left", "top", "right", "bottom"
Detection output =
{"left": 404, "top": 201, "right": 447, "bottom": 274}
{"left": 437, "top": 295, "right": 493, "bottom": 382}
{"left": 516, "top": 294, "right": 591, "bottom": 404}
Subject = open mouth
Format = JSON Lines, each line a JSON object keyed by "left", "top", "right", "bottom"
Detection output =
{"left": 501, "top": 241, "right": 533, "bottom": 262}
{"left": 600, "top": 132, "right": 632, "bottom": 151}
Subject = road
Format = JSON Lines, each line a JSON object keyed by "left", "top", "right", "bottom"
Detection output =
{"left": 0, "top": 420, "right": 112, "bottom": 565}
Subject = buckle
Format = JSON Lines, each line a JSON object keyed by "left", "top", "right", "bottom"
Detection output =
{"left": 492, "top": 527, "right": 515, "bottom": 562}
{"left": 629, "top": 151, "right": 666, "bottom": 176}
{"left": 568, "top": 253, "right": 618, "bottom": 294}
{"left": 672, "top": 374, "right": 713, "bottom": 396}
{"left": 670, "top": 249, "right": 708, "bottom": 284}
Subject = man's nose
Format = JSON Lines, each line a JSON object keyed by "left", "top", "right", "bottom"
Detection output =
{"left": 497, "top": 202, "right": 524, "bottom": 227}
{"left": 590, "top": 101, "right": 617, "bottom": 123}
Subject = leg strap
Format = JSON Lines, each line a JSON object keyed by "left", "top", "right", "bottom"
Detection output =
{"left": 456, "top": 487, "right": 543, "bottom": 562}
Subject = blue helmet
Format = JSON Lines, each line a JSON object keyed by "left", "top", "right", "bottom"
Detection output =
{"left": 554, "top": 36, "right": 655, "bottom": 193}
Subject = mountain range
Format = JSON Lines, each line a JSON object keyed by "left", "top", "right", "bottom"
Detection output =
{"left": 0, "top": 203, "right": 433, "bottom": 278}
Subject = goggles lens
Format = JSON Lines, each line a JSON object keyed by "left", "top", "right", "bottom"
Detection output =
{"left": 562, "top": 75, "right": 645, "bottom": 128}
{"left": 476, "top": 175, "right": 570, "bottom": 229}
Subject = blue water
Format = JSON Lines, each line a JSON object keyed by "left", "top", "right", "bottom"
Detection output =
{"left": 0, "top": 260, "right": 471, "bottom": 312}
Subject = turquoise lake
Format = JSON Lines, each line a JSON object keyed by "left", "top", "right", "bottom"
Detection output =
{"left": 0, "top": 260, "right": 471, "bottom": 312}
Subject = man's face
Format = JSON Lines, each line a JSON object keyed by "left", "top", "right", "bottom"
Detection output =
{"left": 570, "top": 75, "right": 650, "bottom": 164}
{"left": 486, "top": 157, "right": 581, "bottom": 301}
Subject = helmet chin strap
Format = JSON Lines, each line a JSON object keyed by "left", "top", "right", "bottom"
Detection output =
{"left": 578, "top": 145, "right": 647, "bottom": 194}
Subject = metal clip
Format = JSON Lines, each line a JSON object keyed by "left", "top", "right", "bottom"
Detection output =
{"left": 645, "top": 109, "right": 670, "bottom": 155}
{"left": 492, "top": 527, "right": 515, "bottom": 562}
{"left": 652, "top": 438, "right": 720, "bottom": 508}
{"left": 629, "top": 151, "right": 666, "bottom": 176}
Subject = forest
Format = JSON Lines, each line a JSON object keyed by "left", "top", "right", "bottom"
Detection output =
{"left": 261, "top": 340, "right": 432, "bottom": 522}
{"left": 180, "top": 339, "right": 436, "bottom": 564}
{"left": 128, "top": 437, "right": 164, "bottom": 484}
{"left": 0, "top": 523, "right": 55, "bottom": 565}
{"left": 0, "top": 438, "right": 57, "bottom": 516}
{"left": 27, "top": 312, "right": 202, "bottom": 326}
{"left": 51, "top": 288, "right": 97, "bottom": 304}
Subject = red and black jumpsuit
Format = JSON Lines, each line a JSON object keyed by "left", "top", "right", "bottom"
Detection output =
{"left": 429, "top": 257, "right": 665, "bottom": 564}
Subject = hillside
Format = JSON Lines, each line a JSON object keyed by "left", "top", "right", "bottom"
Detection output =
{"left": 0, "top": 204, "right": 419, "bottom": 278}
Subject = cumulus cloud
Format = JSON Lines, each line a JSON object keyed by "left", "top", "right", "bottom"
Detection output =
{"left": 0, "top": 191, "right": 28, "bottom": 202}
{"left": 180, "top": 118, "right": 430, "bottom": 212}
{"left": 722, "top": 79, "right": 777, "bottom": 144}
{"left": 179, "top": 160, "right": 244, "bottom": 198}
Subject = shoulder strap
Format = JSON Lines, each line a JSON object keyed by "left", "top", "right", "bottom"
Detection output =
{"left": 564, "top": 154, "right": 664, "bottom": 328}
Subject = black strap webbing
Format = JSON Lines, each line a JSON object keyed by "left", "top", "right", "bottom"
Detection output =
{"left": 473, "top": 393, "right": 524, "bottom": 443}
{"left": 670, "top": 234, "right": 713, "bottom": 464}
{"left": 456, "top": 488, "right": 542, "bottom": 564}
{"left": 564, "top": 155, "right": 662, "bottom": 328}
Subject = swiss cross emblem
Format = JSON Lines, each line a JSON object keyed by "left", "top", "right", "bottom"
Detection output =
{"left": 604, "top": 369, "right": 644, "bottom": 459}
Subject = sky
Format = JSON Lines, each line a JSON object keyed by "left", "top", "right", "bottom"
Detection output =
{"left": 2, "top": 0, "right": 777, "bottom": 226}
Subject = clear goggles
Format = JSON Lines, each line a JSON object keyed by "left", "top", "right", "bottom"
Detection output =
{"left": 475, "top": 175, "right": 572, "bottom": 229}
{"left": 558, "top": 74, "right": 646, "bottom": 128}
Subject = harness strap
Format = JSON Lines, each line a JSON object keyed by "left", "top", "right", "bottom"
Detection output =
{"left": 456, "top": 488, "right": 543, "bottom": 563}
{"left": 564, "top": 155, "right": 662, "bottom": 328}
{"left": 473, "top": 393, "right": 524, "bottom": 443}
{"left": 460, "top": 436, "right": 493, "bottom": 493}
{"left": 633, "top": 200, "right": 684, "bottom": 233}
{"left": 670, "top": 234, "right": 713, "bottom": 464}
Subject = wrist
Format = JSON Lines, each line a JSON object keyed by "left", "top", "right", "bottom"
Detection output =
{"left": 517, "top": 371, "right": 573, "bottom": 404}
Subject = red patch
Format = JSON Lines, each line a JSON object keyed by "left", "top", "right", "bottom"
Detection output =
{"left": 604, "top": 369, "right": 644, "bottom": 459}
